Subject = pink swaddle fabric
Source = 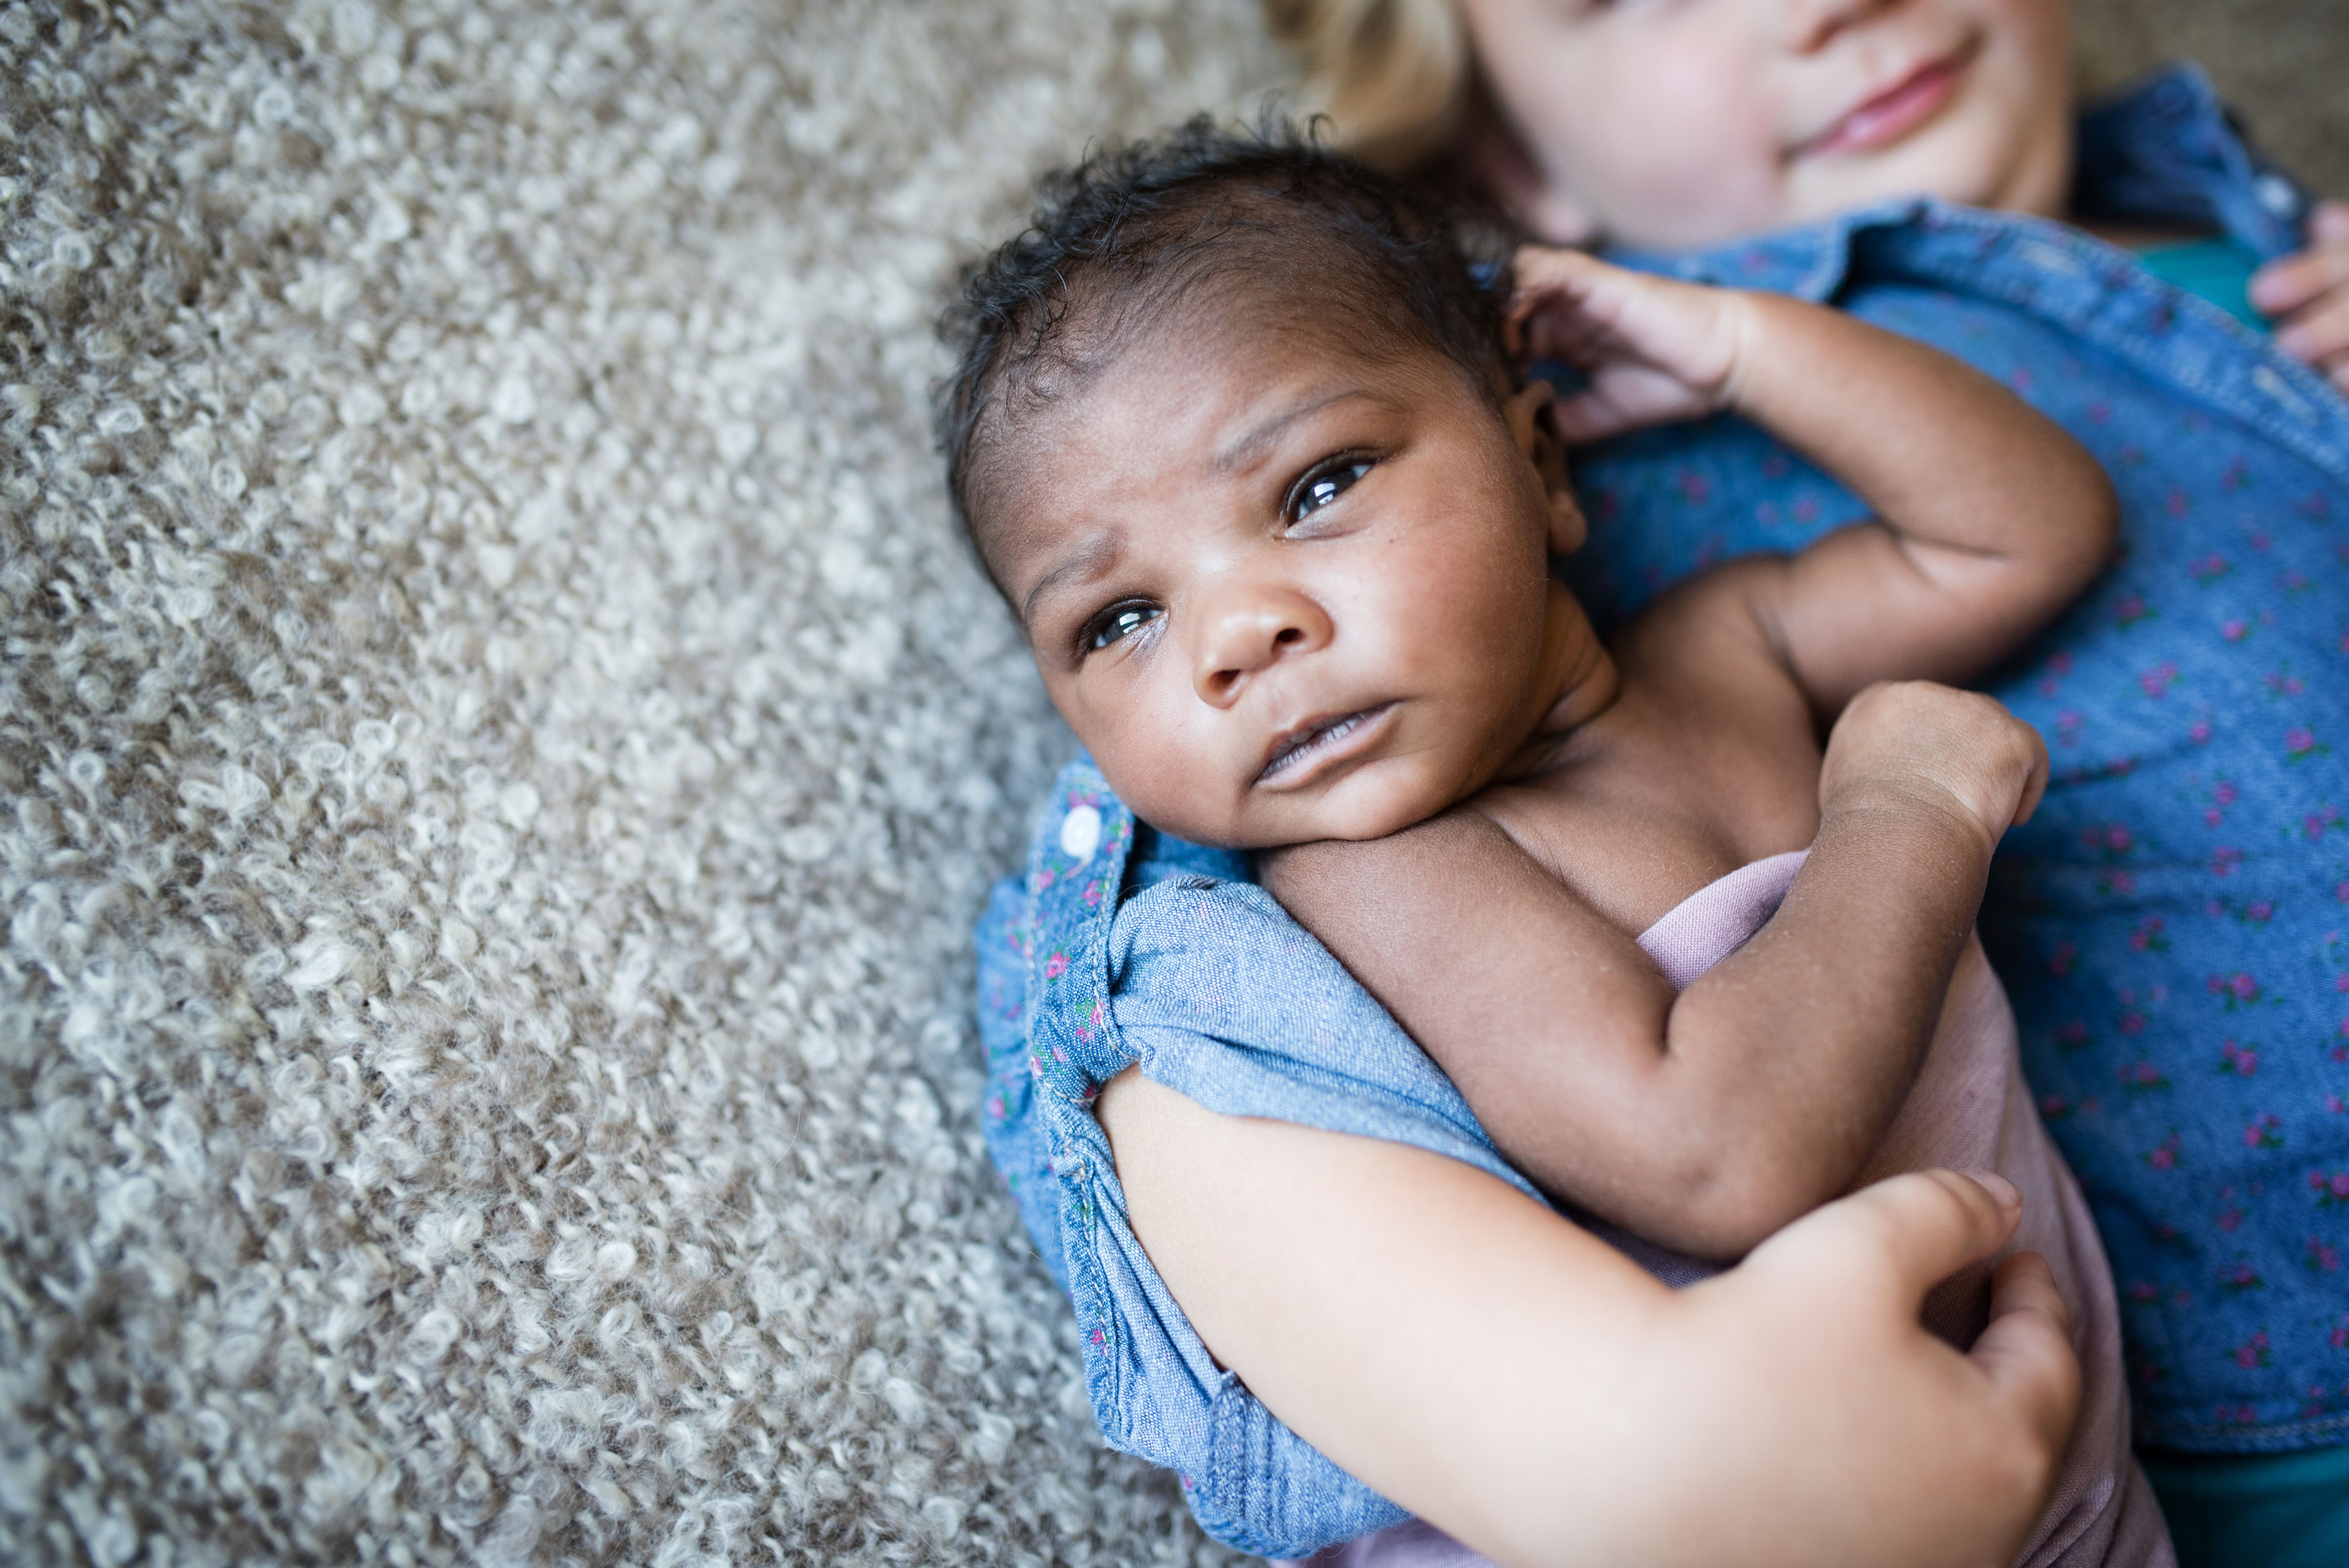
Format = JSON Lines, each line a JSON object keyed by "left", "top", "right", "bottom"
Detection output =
{"left": 1280, "top": 850, "right": 2172, "bottom": 1568}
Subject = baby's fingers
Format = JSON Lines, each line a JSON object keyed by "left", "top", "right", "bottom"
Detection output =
{"left": 1966, "top": 1251, "right": 2083, "bottom": 1465}
{"left": 2009, "top": 720, "right": 2050, "bottom": 828}
{"left": 1548, "top": 390, "right": 1638, "bottom": 446}
{"left": 1508, "top": 243, "right": 1609, "bottom": 307}
{"left": 1548, "top": 366, "right": 1713, "bottom": 443}
{"left": 1505, "top": 246, "right": 1613, "bottom": 358}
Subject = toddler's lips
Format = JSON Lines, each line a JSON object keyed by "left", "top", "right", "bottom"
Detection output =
{"left": 1258, "top": 702, "right": 1397, "bottom": 788}
{"left": 1801, "top": 48, "right": 1971, "bottom": 160}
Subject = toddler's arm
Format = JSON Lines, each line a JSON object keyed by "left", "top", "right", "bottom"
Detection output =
{"left": 1100, "top": 1068, "right": 2081, "bottom": 1568}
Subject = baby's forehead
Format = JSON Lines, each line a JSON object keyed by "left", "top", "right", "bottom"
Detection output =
{"left": 971, "top": 291, "right": 1466, "bottom": 557}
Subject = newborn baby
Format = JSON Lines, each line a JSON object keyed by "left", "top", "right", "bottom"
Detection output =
{"left": 954, "top": 121, "right": 2166, "bottom": 1565}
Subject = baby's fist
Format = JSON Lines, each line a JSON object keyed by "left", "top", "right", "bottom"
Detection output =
{"left": 1820, "top": 682, "right": 2050, "bottom": 854}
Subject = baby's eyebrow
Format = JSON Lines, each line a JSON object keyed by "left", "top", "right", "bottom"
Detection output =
{"left": 1212, "top": 387, "right": 1365, "bottom": 475}
{"left": 1020, "top": 531, "right": 1123, "bottom": 629}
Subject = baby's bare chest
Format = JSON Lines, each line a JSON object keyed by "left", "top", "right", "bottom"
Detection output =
{"left": 1485, "top": 683, "right": 1826, "bottom": 934}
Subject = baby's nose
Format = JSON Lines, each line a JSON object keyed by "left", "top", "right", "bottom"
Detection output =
{"left": 1192, "top": 586, "right": 1331, "bottom": 707}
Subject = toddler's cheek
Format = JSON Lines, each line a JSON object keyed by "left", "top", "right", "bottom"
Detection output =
{"left": 1978, "top": 0, "right": 2075, "bottom": 117}
{"left": 1574, "top": 72, "right": 1784, "bottom": 244}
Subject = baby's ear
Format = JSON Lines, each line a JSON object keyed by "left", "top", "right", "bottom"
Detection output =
{"left": 1507, "top": 380, "right": 1587, "bottom": 555}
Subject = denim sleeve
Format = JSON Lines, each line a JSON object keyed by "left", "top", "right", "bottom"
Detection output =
{"left": 974, "top": 872, "right": 1069, "bottom": 1291}
{"left": 1025, "top": 875, "right": 1544, "bottom": 1557}
{"left": 1110, "top": 879, "right": 1540, "bottom": 1185}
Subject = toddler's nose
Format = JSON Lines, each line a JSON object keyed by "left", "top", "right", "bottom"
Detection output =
{"left": 1192, "top": 584, "right": 1332, "bottom": 707}
{"left": 1779, "top": 0, "right": 1893, "bottom": 53}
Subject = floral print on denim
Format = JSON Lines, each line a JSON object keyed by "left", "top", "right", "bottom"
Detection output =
{"left": 1567, "top": 70, "right": 2349, "bottom": 1452}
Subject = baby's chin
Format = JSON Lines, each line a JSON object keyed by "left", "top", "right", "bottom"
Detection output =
{"left": 1125, "top": 762, "right": 1471, "bottom": 853}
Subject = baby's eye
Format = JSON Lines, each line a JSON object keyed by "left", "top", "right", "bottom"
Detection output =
{"left": 1289, "top": 460, "right": 1372, "bottom": 523}
{"left": 1085, "top": 602, "right": 1161, "bottom": 652}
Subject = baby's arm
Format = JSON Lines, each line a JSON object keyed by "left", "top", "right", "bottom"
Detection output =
{"left": 1100, "top": 1069, "right": 2080, "bottom": 1568}
{"left": 1267, "top": 683, "right": 2045, "bottom": 1259}
{"left": 1512, "top": 247, "right": 2120, "bottom": 709}
{"left": 1275, "top": 262, "right": 2107, "bottom": 1258}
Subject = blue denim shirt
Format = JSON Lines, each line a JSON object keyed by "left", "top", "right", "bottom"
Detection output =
{"left": 974, "top": 759, "right": 1545, "bottom": 1554}
{"left": 973, "top": 65, "right": 2348, "bottom": 1555}
{"left": 1570, "top": 66, "right": 2348, "bottom": 1455}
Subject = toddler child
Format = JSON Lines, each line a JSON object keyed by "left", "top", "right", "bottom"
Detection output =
{"left": 1270, "top": 4, "right": 2349, "bottom": 1559}
{"left": 953, "top": 121, "right": 2162, "bottom": 1567}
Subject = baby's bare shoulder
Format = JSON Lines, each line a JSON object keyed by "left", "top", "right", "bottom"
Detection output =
{"left": 1611, "top": 555, "right": 1809, "bottom": 708}
{"left": 1263, "top": 803, "right": 1524, "bottom": 900}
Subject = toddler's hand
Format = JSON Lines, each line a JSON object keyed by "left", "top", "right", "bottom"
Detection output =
{"left": 1819, "top": 682, "right": 2050, "bottom": 855}
{"left": 1674, "top": 1169, "right": 2081, "bottom": 1568}
{"left": 2251, "top": 201, "right": 2349, "bottom": 393}
{"left": 1507, "top": 246, "right": 1760, "bottom": 441}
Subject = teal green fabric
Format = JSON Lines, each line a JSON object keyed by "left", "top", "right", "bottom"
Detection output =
{"left": 2132, "top": 236, "right": 2271, "bottom": 330}
{"left": 2140, "top": 1442, "right": 2349, "bottom": 1568}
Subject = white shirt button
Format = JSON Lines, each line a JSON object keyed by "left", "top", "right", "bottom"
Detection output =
{"left": 1059, "top": 804, "right": 1102, "bottom": 864}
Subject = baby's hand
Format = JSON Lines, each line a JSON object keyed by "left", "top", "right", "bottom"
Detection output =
{"left": 1508, "top": 247, "right": 1761, "bottom": 442}
{"left": 1819, "top": 682, "right": 2050, "bottom": 855}
{"left": 2251, "top": 201, "right": 2349, "bottom": 393}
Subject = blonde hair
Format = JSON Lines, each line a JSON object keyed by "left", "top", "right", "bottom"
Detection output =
{"left": 1263, "top": 0, "right": 1471, "bottom": 172}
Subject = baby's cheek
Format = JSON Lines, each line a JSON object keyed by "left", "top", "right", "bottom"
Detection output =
{"left": 1086, "top": 727, "right": 1246, "bottom": 848}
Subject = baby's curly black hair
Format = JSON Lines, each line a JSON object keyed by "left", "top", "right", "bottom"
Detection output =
{"left": 935, "top": 115, "right": 1511, "bottom": 591}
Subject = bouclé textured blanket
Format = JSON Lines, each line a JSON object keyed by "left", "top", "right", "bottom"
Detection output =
{"left": 2, "top": 1, "right": 2338, "bottom": 1564}
{"left": 2, "top": 2, "right": 1272, "bottom": 1561}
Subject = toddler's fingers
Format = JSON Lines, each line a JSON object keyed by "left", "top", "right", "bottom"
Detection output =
{"left": 2274, "top": 289, "right": 2349, "bottom": 375}
{"left": 1966, "top": 1251, "right": 2083, "bottom": 1459}
{"left": 1746, "top": 1168, "right": 2022, "bottom": 1313}
{"left": 2248, "top": 211, "right": 2349, "bottom": 317}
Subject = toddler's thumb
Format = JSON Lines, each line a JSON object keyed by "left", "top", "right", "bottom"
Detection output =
{"left": 1746, "top": 1168, "right": 2023, "bottom": 1310}
{"left": 1969, "top": 1249, "right": 2083, "bottom": 1459}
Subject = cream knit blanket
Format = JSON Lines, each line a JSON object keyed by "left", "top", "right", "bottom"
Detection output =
{"left": 1, "top": 3, "right": 1270, "bottom": 1561}
{"left": 3, "top": 2, "right": 2339, "bottom": 1564}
